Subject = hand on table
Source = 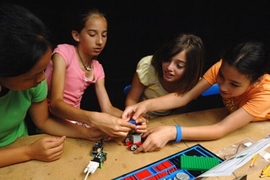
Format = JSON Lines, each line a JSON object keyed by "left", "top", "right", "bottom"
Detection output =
{"left": 134, "top": 126, "right": 176, "bottom": 153}
{"left": 27, "top": 136, "right": 66, "bottom": 162}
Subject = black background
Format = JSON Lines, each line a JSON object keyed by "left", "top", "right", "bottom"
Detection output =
{"left": 3, "top": 0, "right": 270, "bottom": 112}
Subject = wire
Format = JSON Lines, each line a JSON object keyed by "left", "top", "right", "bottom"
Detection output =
{"left": 224, "top": 143, "right": 244, "bottom": 160}
{"left": 84, "top": 170, "right": 90, "bottom": 180}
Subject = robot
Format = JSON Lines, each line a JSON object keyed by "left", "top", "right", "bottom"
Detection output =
{"left": 124, "top": 119, "right": 143, "bottom": 151}
{"left": 124, "top": 133, "right": 142, "bottom": 151}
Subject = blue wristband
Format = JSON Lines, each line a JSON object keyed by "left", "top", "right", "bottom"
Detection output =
{"left": 175, "top": 125, "right": 182, "bottom": 143}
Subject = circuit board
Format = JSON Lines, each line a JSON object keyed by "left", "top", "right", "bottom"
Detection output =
{"left": 113, "top": 144, "right": 223, "bottom": 180}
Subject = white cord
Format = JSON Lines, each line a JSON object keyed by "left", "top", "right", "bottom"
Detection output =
{"left": 83, "top": 161, "right": 99, "bottom": 180}
{"left": 84, "top": 171, "right": 90, "bottom": 180}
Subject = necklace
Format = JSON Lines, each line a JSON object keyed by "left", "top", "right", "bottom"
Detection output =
{"left": 77, "top": 48, "right": 91, "bottom": 71}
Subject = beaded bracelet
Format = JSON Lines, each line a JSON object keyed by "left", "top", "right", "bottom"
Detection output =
{"left": 175, "top": 125, "right": 182, "bottom": 143}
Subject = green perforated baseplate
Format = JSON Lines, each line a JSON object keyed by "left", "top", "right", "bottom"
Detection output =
{"left": 180, "top": 156, "right": 219, "bottom": 171}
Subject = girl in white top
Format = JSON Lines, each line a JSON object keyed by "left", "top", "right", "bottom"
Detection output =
{"left": 125, "top": 33, "right": 205, "bottom": 118}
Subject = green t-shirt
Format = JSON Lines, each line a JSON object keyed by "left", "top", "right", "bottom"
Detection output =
{"left": 0, "top": 80, "right": 47, "bottom": 147}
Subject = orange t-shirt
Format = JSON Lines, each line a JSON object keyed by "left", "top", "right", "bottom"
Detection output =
{"left": 203, "top": 60, "right": 270, "bottom": 121}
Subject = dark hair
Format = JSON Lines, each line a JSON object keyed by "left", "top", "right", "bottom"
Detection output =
{"left": 151, "top": 33, "right": 205, "bottom": 94}
{"left": 221, "top": 40, "right": 269, "bottom": 83}
{"left": 0, "top": 3, "right": 51, "bottom": 77}
{"left": 73, "top": 8, "right": 107, "bottom": 33}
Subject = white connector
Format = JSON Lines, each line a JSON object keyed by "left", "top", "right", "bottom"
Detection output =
{"left": 84, "top": 161, "right": 99, "bottom": 174}
{"left": 83, "top": 161, "right": 100, "bottom": 180}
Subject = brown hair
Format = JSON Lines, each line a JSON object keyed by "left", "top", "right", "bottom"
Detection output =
{"left": 152, "top": 33, "right": 205, "bottom": 94}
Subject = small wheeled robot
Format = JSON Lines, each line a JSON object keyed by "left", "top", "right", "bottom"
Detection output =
{"left": 124, "top": 119, "right": 143, "bottom": 151}
{"left": 124, "top": 133, "right": 143, "bottom": 151}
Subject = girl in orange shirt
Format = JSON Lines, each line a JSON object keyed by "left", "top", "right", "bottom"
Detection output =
{"left": 122, "top": 40, "right": 270, "bottom": 153}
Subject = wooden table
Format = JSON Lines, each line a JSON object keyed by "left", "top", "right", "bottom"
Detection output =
{"left": 1, "top": 107, "right": 270, "bottom": 180}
